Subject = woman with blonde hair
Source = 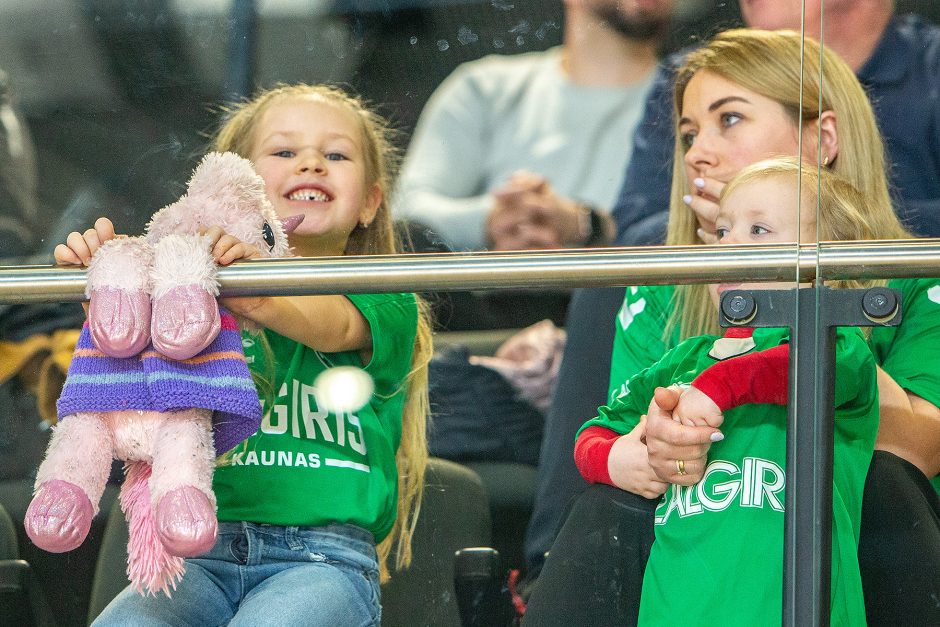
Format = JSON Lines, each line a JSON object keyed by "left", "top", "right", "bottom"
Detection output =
{"left": 524, "top": 29, "right": 940, "bottom": 626}
{"left": 659, "top": 27, "right": 906, "bottom": 343}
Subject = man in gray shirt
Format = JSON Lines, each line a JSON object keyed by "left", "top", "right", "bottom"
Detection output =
{"left": 395, "top": 0, "right": 674, "bottom": 252}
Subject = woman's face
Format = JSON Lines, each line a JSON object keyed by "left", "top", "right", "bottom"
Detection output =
{"left": 679, "top": 71, "right": 811, "bottom": 189}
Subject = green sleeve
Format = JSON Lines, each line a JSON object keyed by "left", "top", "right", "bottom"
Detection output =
{"left": 583, "top": 365, "right": 659, "bottom": 438}
{"left": 872, "top": 279, "right": 940, "bottom": 409}
{"left": 587, "top": 334, "right": 708, "bottom": 438}
{"left": 871, "top": 278, "right": 940, "bottom": 490}
{"left": 346, "top": 293, "right": 418, "bottom": 400}
{"left": 608, "top": 284, "right": 677, "bottom": 404}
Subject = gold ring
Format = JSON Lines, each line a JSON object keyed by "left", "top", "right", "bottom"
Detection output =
{"left": 676, "top": 459, "right": 687, "bottom": 476}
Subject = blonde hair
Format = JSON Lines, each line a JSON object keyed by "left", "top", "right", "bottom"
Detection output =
{"left": 721, "top": 156, "right": 911, "bottom": 290}
{"left": 665, "top": 29, "right": 905, "bottom": 341}
{"left": 213, "top": 84, "right": 433, "bottom": 582}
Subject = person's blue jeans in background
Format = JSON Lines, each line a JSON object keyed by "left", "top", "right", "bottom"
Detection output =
{"left": 94, "top": 521, "right": 381, "bottom": 627}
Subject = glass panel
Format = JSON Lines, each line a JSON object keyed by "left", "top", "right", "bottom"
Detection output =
{"left": 805, "top": 1, "right": 940, "bottom": 623}
{"left": 2, "top": 1, "right": 938, "bottom": 623}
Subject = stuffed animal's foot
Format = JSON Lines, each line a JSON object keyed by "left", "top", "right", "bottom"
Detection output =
{"left": 149, "top": 233, "right": 220, "bottom": 360}
{"left": 151, "top": 285, "right": 221, "bottom": 360}
{"left": 88, "top": 287, "right": 153, "bottom": 358}
{"left": 24, "top": 480, "right": 94, "bottom": 553}
{"left": 155, "top": 486, "right": 218, "bottom": 557}
{"left": 86, "top": 237, "right": 153, "bottom": 358}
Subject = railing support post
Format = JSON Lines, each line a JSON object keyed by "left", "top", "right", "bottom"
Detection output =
{"left": 720, "top": 286, "right": 902, "bottom": 626}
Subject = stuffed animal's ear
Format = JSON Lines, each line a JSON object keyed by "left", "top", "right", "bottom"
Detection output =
{"left": 147, "top": 153, "right": 265, "bottom": 239}
{"left": 147, "top": 151, "right": 293, "bottom": 257}
{"left": 187, "top": 152, "right": 266, "bottom": 203}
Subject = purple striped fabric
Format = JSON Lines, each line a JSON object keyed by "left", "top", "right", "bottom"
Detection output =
{"left": 58, "top": 310, "right": 262, "bottom": 454}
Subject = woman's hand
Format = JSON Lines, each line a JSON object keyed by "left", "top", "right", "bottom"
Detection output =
{"left": 608, "top": 417, "right": 670, "bottom": 499}
{"left": 54, "top": 217, "right": 117, "bottom": 266}
{"left": 645, "top": 386, "right": 724, "bottom": 486}
{"left": 684, "top": 175, "right": 725, "bottom": 243}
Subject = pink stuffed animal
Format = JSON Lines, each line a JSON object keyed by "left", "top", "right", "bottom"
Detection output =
{"left": 24, "top": 152, "right": 301, "bottom": 595}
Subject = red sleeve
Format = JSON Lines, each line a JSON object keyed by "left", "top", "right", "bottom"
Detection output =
{"left": 573, "top": 425, "right": 620, "bottom": 485}
{"left": 692, "top": 344, "right": 790, "bottom": 411}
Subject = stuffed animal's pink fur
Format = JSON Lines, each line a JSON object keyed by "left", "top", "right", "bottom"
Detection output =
{"left": 24, "top": 152, "right": 298, "bottom": 596}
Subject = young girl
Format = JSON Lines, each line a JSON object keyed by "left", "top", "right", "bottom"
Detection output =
{"left": 58, "top": 84, "right": 432, "bottom": 626}
{"left": 574, "top": 158, "right": 882, "bottom": 625}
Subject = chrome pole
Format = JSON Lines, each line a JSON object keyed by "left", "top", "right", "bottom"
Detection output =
{"left": 1, "top": 240, "right": 938, "bottom": 304}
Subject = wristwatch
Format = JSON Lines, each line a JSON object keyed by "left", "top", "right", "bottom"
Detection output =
{"left": 579, "top": 205, "right": 607, "bottom": 247}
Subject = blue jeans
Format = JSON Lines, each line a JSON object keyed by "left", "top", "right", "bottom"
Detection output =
{"left": 94, "top": 522, "right": 381, "bottom": 627}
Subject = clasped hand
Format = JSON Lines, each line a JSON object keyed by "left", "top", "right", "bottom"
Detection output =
{"left": 486, "top": 171, "right": 585, "bottom": 250}
{"left": 610, "top": 386, "right": 725, "bottom": 494}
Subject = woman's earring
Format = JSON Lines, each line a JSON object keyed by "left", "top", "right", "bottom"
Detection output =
{"left": 358, "top": 220, "right": 370, "bottom": 229}
{"left": 823, "top": 155, "right": 830, "bottom": 166}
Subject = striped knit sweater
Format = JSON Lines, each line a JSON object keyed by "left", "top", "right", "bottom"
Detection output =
{"left": 58, "top": 310, "right": 262, "bottom": 455}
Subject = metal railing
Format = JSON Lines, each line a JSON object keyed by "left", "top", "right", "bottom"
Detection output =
{"left": 2, "top": 240, "right": 940, "bottom": 303}
{"left": 1, "top": 238, "right": 938, "bottom": 627}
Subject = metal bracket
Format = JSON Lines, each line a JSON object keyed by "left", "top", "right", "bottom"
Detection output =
{"left": 719, "top": 286, "right": 901, "bottom": 626}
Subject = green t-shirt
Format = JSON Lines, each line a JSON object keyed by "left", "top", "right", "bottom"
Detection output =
{"left": 586, "top": 327, "right": 878, "bottom": 626}
{"left": 609, "top": 279, "right": 940, "bottom": 492}
{"left": 213, "top": 292, "right": 418, "bottom": 542}
{"left": 608, "top": 284, "right": 675, "bottom": 405}
{"left": 869, "top": 279, "right": 940, "bottom": 494}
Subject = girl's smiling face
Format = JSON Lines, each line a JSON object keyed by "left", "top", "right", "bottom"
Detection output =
{"left": 249, "top": 95, "right": 381, "bottom": 256}
{"left": 679, "top": 70, "right": 812, "bottom": 189}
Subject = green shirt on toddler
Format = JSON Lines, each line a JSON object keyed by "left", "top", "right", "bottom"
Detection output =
{"left": 586, "top": 326, "right": 878, "bottom": 626}
{"left": 609, "top": 279, "right": 940, "bottom": 494}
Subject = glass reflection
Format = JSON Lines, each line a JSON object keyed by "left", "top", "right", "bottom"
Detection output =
{"left": 0, "top": 2, "right": 938, "bottom": 626}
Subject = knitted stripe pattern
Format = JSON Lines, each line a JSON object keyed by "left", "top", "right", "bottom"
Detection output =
{"left": 58, "top": 310, "right": 262, "bottom": 455}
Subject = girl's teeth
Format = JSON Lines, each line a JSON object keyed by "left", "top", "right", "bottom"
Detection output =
{"left": 288, "top": 189, "right": 330, "bottom": 201}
